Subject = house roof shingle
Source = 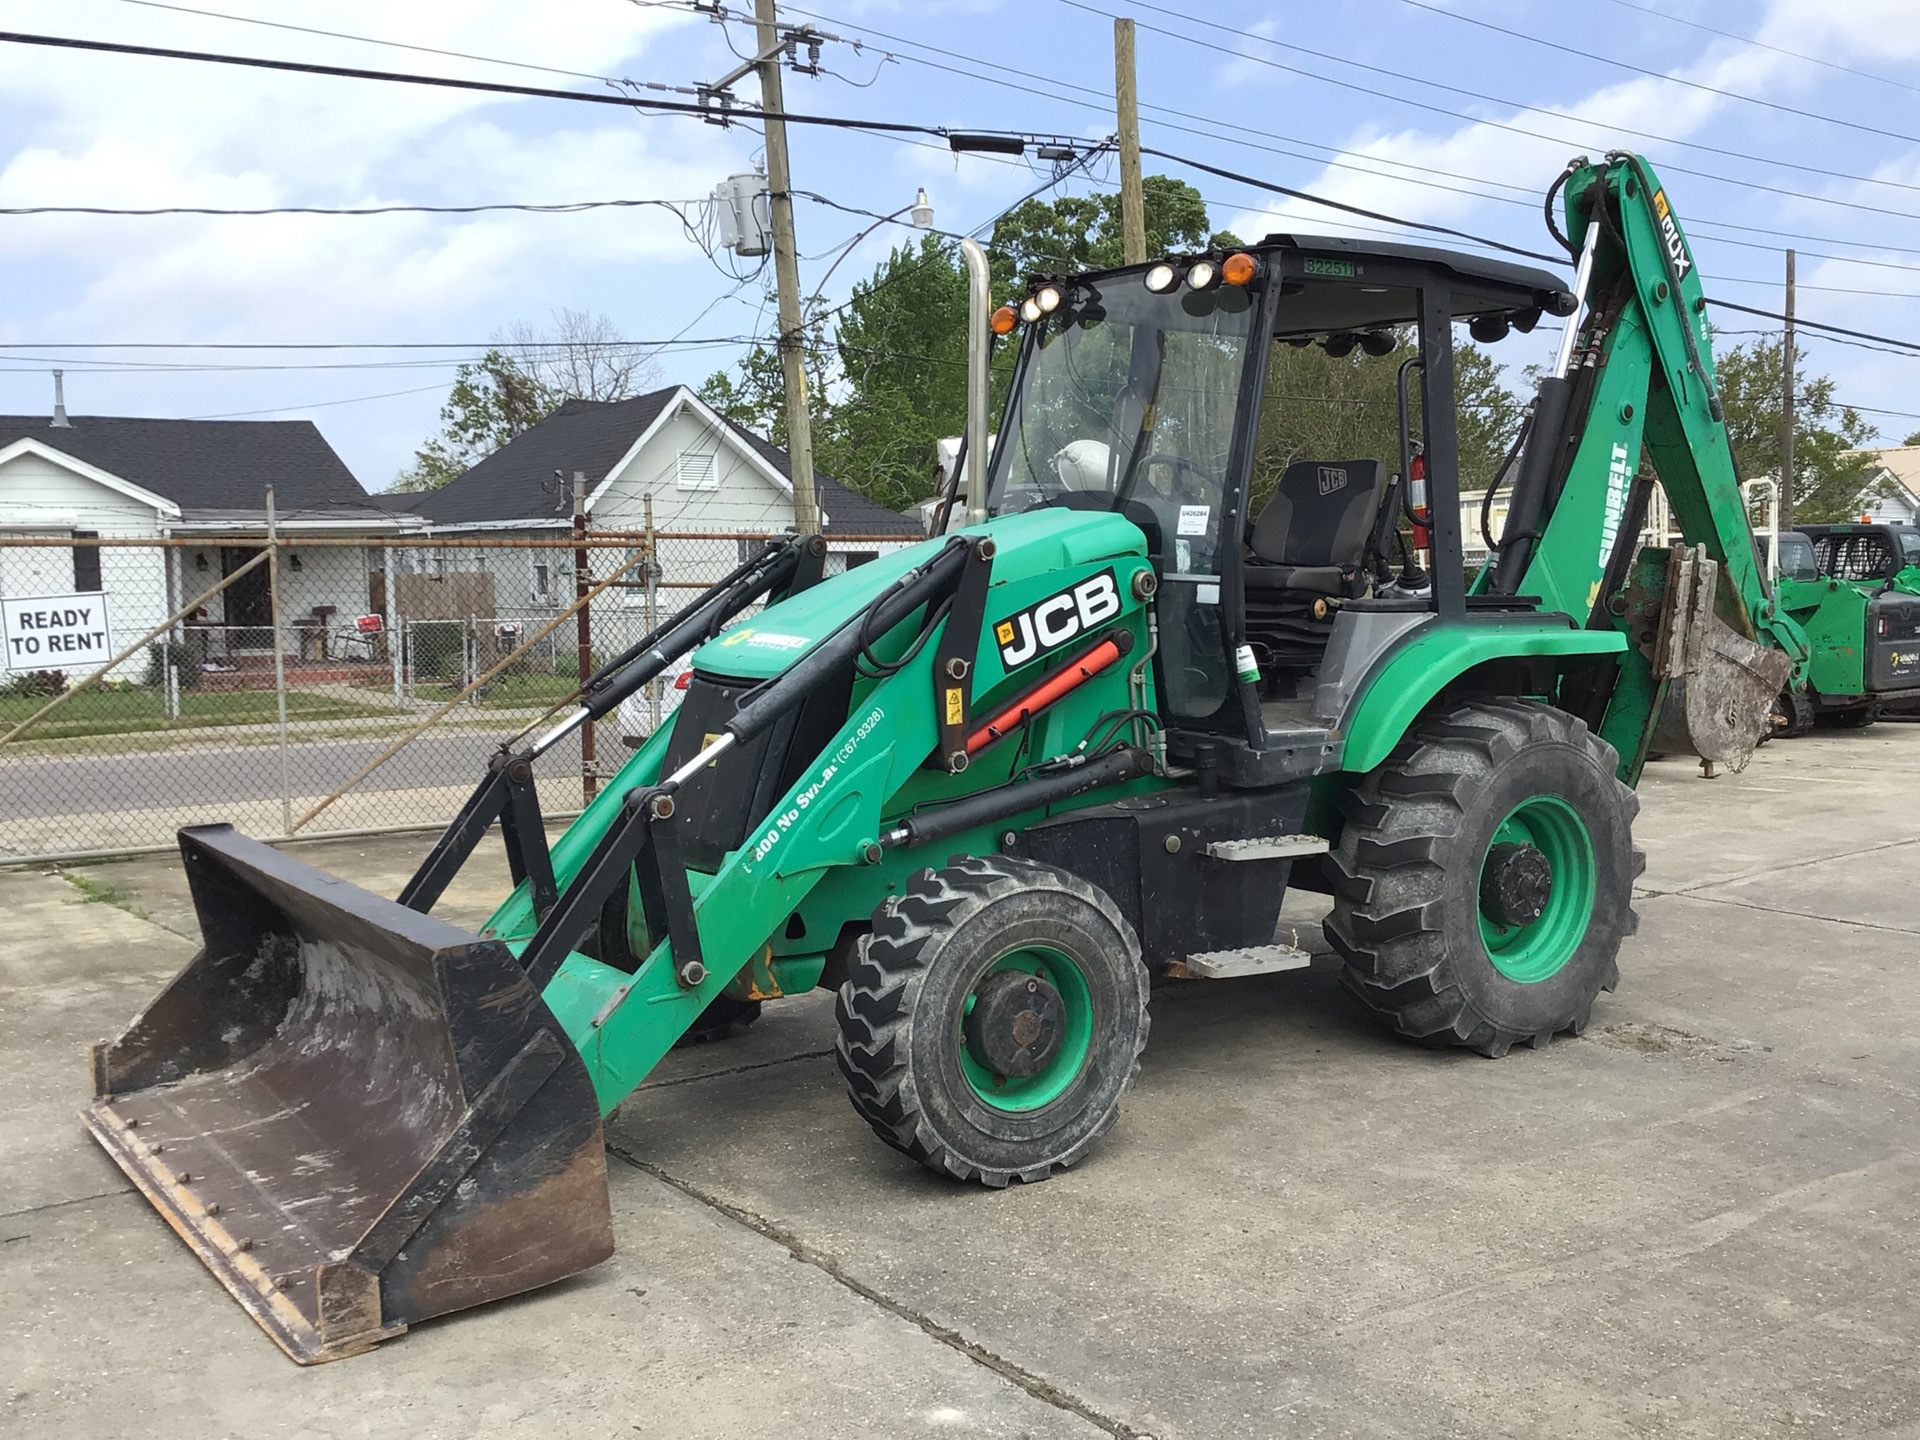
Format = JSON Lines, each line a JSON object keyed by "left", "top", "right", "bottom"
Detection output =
{"left": 393, "top": 388, "right": 923, "bottom": 536}
{"left": 0, "top": 414, "right": 368, "bottom": 512}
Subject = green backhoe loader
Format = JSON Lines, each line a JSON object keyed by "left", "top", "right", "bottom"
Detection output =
{"left": 1767, "top": 522, "right": 1920, "bottom": 733}
{"left": 86, "top": 151, "right": 1805, "bottom": 1363}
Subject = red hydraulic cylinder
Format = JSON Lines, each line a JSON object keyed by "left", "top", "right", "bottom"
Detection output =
{"left": 965, "top": 633, "right": 1128, "bottom": 755}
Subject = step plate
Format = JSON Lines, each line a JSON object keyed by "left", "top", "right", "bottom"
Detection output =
{"left": 1166, "top": 944, "right": 1314, "bottom": 980}
{"left": 1202, "top": 835, "right": 1331, "bottom": 862}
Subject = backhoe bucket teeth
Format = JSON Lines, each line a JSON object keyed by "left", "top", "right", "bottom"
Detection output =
{"left": 82, "top": 825, "right": 614, "bottom": 1364}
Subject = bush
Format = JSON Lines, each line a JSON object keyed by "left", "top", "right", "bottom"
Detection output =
{"left": 0, "top": 669, "right": 68, "bottom": 699}
{"left": 143, "top": 641, "right": 201, "bottom": 691}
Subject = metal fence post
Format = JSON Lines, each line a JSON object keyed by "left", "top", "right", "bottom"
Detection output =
{"left": 645, "top": 492, "right": 659, "bottom": 730}
{"left": 384, "top": 544, "right": 403, "bottom": 708}
{"left": 573, "top": 471, "right": 596, "bottom": 804}
{"left": 266, "top": 487, "right": 292, "bottom": 836}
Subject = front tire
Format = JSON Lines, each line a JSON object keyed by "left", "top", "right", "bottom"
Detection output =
{"left": 1769, "top": 684, "right": 1815, "bottom": 739}
{"left": 834, "top": 855, "right": 1148, "bottom": 1187}
{"left": 1326, "top": 698, "right": 1641, "bottom": 1057}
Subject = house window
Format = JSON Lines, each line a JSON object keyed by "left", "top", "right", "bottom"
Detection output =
{"left": 531, "top": 563, "right": 552, "bottom": 602}
{"left": 72, "top": 531, "right": 101, "bottom": 592}
{"left": 676, "top": 451, "right": 719, "bottom": 491}
{"left": 824, "top": 551, "right": 878, "bottom": 576}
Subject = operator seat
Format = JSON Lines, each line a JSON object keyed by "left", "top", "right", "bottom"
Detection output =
{"left": 1244, "top": 459, "right": 1389, "bottom": 595}
{"left": 1243, "top": 458, "right": 1391, "bottom": 680}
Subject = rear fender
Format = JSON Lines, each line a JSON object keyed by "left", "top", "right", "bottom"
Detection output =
{"left": 1338, "top": 620, "right": 1626, "bottom": 774}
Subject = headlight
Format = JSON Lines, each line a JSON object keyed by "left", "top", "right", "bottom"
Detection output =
{"left": 1035, "top": 283, "right": 1064, "bottom": 314}
{"left": 1143, "top": 262, "right": 1178, "bottom": 293}
{"left": 1020, "top": 295, "right": 1044, "bottom": 324}
{"left": 1186, "top": 259, "right": 1220, "bottom": 291}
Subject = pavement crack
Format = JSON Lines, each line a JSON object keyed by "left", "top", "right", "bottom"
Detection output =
{"left": 1676, "top": 889, "right": 1920, "bottom": 936}
{"left": 639, "top": 1048, "right": 834, "bottom": 1091}
{"left": 0, "top": 1186, "right": 134, "bottom": 1223}
{"left": 1668, "top": 833, "right": 1920, "bottom": 896}
{"left": 605, "top": 1143, "right": 1144, "bottom": 1438}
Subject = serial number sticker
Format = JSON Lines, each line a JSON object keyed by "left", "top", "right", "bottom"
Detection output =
{"left": 1303, "top": 256, "right": 1355, "bottom": 277}
{"left": 1177, "top": 504, "right": 1211, "bottom": 536}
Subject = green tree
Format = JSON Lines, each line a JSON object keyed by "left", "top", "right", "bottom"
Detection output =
{"left": 391, "top": 309, "right": 658, "bottom": 492}
{"left": 391, "top": 349, "right": 557, "bottom": 492}
{"left": 1715, "top": 335, "right": 1880, "bottom": 522}
{"left": 987, "top": 175, "right": 1237, "bottom": 294}
{"left": 1249, "top": 330, "right": 1521, "bottom": 517}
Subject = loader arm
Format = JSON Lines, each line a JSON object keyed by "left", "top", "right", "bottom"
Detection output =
{"left": 1480, "top": 153, "right": 1806, "bottom": 778}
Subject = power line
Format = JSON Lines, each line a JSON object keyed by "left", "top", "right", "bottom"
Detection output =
{"left": 1057, "top": 0, "right": 1920, "bottom": 216}
{"left": 0, "top": 197, "right": 702, "bottom": 217}
{"left": 793, "top": 0, "right": 1920, "bottom": 273}
{"left": 1398, "top": 0, "right": 1920, "bottom": 148}
{"left": 185, "top": 382, "right": 451, "bottom": 419}
{"left": 103, "top": 0, "right": 629, "bottom": 85}
{"left": 1705, "top": 300, "right": 1920, "bottom": 356}
{"left": 1596, "top": 0, "right": 1920, "bottom": 99}
{"left": 0, "top": 29, "right": 950, "bottom": 137}
{"left": 1138, "top": 145, "right": 1563, "bottom": 265}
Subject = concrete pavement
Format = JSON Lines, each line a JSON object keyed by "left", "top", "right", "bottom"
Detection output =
{"left": 4, "top": 728, "right": 1918, "bottom": 1437}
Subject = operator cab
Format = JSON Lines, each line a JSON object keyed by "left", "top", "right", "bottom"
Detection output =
{"left": 983, "top": 236, "right": 1575, "bottom": 783}
{"left": 1797, "top": 523, "right": 1920, "bottom": 582}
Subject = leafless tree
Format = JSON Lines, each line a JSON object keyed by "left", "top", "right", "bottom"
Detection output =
{"left": 501, "top": 308, "right": 661, "bottom": 403}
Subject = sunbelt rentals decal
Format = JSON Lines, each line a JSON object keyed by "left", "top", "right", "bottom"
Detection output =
{"left": 1652, "top": 189, "right": 1692, "bottom": 281}
{"left": 993, "top": 568, "right": 1121, "bottom": 668}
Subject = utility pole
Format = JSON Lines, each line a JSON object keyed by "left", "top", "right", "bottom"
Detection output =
{"left": 1114, "top": 17, "right": 1146, "bottom": 266}
{"left": 754, "top": 0, "right": 821, "bottom": 535}
{"left": 573, "top": 471, "right": 597, "bottom": 804}
{"left": 1780, "top": 248, "right": 1797, "bottom": 529}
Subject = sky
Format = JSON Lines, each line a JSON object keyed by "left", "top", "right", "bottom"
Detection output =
{"left": 4, "top": 0, "right": 1920, "bottom": 492}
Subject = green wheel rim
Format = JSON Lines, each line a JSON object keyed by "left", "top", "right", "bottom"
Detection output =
{"left": 1477, "top": 796, "right": 1596, "bottom": 984}
{"left": 958, "top": 945, "right": 1095, "bottom": 1112}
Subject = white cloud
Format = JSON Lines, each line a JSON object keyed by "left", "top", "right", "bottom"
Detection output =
{"left": 0, "top": 0, "right": 750, "bottom": 345}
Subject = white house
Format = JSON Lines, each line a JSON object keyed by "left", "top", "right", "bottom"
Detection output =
{"left": 1842, "top": 445, "right": 1920, "bottom": 525}
{"left": 0, "top": 402, "right": 418, "bottom": 681}
{"left": 388, "top": 385, "right": 924, "bottom": 643}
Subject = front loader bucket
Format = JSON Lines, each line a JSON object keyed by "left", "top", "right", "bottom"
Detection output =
{"left": 82, "top": 825, "right": 614, "bottom": 1364}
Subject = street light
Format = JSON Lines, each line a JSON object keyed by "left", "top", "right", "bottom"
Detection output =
{"left": 806, "top": 190, "right": 937, "bottom": 310}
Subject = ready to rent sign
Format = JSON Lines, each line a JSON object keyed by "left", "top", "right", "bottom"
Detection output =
{"left": 1, "top": 592, "right": 116, "bottom": 672}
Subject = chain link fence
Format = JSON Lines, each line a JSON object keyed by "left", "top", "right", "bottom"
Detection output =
{"left": 0, "top": 529, "right": 915, "bottom": 861}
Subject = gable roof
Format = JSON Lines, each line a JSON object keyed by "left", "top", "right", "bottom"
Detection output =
{"left": 1849, "top": 445, "right": 1920, "bottom": 503}
{"left": 0, "top": 414, "right": 367, "bottom": 512}
{"left": 395, "top": 386, "right": 922, "bottom": 536}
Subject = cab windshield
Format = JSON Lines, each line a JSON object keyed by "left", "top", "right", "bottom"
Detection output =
{"left": 987, "top": 276, "right": 1257, "bottom": 575}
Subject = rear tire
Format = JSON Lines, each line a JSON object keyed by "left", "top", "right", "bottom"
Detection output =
{"left": 1815, "top": 702, "right": 1877, "bottom": 730}
{"left": 834, "top": 855, "right": 1148, "bottom": 1187}
{"left": 1326, "top": 698, "right": 1641, "bottom": 1057}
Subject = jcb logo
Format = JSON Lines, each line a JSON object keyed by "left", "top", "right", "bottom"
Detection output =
{"left": 994, "top": 569, "right": 1122, "bottom": 669}
{"left": 1653, "top": 190, "right": 1692, "bottom": 281}
{"left": 1317, "top": 466, "right": 1348, "bottom": 495}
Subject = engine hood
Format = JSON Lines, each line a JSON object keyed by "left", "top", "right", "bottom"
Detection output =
{"left": 690, "top": 508, "right": 1147, "bottom": 681}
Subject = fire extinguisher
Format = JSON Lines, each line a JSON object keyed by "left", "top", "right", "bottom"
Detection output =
{"left": 1408, "top": 442, "right": 1431, "bottom": 561}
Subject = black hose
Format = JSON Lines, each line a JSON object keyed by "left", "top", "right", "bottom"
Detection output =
{"left": 1543, "top": 162, "right": 1577, "bottom": 258}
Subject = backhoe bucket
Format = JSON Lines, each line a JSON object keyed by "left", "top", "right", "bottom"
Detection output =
{"left": 83, "top": 825, "right": 614, "bottom": 1364}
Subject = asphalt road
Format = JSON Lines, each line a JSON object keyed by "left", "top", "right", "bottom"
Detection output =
{"left": 0, "top": 726, "right": 605, "bottom": 820}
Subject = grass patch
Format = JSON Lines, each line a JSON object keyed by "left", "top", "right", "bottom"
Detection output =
{"left": 0, "top": 688, "right": 398, "bottom": 741}
{"left": 62, "top": 871, "right": 148, "bottom": 919}
{"left": 412, "top": 672, "right": 583, "bottom": 708}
